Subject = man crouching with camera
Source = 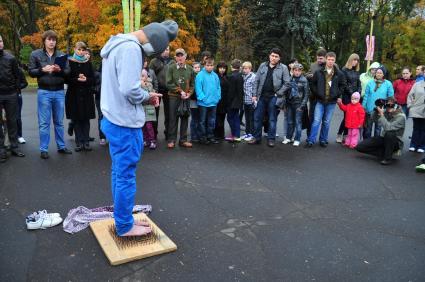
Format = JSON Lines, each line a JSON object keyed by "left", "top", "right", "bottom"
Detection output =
{"left": 356, "top": 97, "right": 406, "bottom": 165}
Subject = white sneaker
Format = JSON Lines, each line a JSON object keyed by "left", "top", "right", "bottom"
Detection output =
{"left": 336, "top": 134, "right": 343, "bottom": 143}
{"left": 418, "top": 149, "right": 425, "bottom": 153}
{"left": 416, "top": 163, "right": 425, "bottom": 172}
{"left": 282, "top": 138, "right": 291, "bottom": 144}
{"left": 26, "top": 211, "right": 62, "bottom": 230}
{"left": 18, "top": 137, "right": 26, "bottom": 144}
{"left": 244, "top": 135, "right": 254, "bottom": 142}
{"left": 293, "top": 141, "right": 300, "bottom": 146}
{"left": 241, "top": 134, "right": 250, "bottom": 140}
{"left": 409, "top": 147, "right": 416, "bottom": 152}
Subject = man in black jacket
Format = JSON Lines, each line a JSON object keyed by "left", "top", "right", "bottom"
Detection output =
{"left": 28, "top": 30, "right": 72, "bottom": 159}
{"left": 306, "top": 52, "right": 346, "bottom": 147}
{"left": 0, "top": 35, "right": 25, "bottom": 162}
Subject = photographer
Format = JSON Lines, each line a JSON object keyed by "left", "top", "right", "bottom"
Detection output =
{"left": 356, "top": 97, "right": 406, "bottom": 165}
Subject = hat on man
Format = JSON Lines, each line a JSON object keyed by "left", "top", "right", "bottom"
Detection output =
{"left": 175, "top": 48, "right": 187, "bottom": 56}
{"left": 142, "top": 20, "right": 178, "bottom": 54}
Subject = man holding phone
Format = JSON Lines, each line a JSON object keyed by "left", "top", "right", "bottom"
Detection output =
{"left": 29, "top": 30, "right": 72, "bottom": 159}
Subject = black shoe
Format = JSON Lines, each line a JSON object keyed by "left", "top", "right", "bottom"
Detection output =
{"left": 83, "top": 143, "right": 92, "bottom": 151}
{"left": 319, "top": 141, "right": 328, "bottom": 148}
{"left": 58, "top": 148, "right": 73, "bottom": 154}
{"left": 68, "top": 122, "right": 74, "bottom": 136}
{"left": 209, "top": 138, "right": 220, "bottom": 144}
{"left": 305, "top": 142, "right": 313, "bottom": 148}
{"left": 380, "top": 159, "right": 392, "bottom": 165}
{"left": 200, "top": 139, "right": 210, "bottom": 145}
{"left": 75, "top": 145, "right": 83, "bottom": 152}
{"left": 267, "top": 140, "right": 275, "bottom": 147}
{"left": 89, "top": 137, "right": 95, "bottom": 142}
{"left": 11, "top": 149, "right": 25, "bottom": 157}
{"left": 0, "top": 151, "right": 7, "bottom": 163}
{"left": 40, "top": 152, "right": 49, "bottom": 159}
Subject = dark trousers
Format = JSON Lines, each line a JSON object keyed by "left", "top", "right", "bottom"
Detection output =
{"left": 95, "top": 98, "right": 105, "bottom": 139}
{"left": 337, "top": 112, "right": 349, "bottom": 135}
{"left": 190, "top": 107, "right": 201, "bottom": 141}
{"left": 239, "top": 109, "right": 244, "bottom": 124}
{"left": 17, "top": 93, "right": 23, "bottom": 138}
{"left": 227, "top": 109, "right": 241, "bottom": 138}
{"left": 199, "top": 106, "right": 217, "bottom": 141}
{"left": 74, "top": 120, "right": 90, "bottom": 145}
{"left": 162, "top": 92, "right": 170, "bottom": 140}
{"left": 356, "top": 132, "right": 400, "bottom": 161}
{"left": 410, "top": 118, "right": 425, "bottom": 150}
{"left": 254, "top": 96, "right": 277, "bottom": 141}
{"left": 0, "top": 94, "right": 19, "bottom": 149}
{"left": 168, "top": 96, "right": 189, "bottom": 143}
{"left": 363, "top": 113, "right": 381, "bottom": 139}
{"left": 244, "top": 104, "right": 255, "bottom": 135}
{"left": 214, "top": 112, "right": 226, "bottom": 139}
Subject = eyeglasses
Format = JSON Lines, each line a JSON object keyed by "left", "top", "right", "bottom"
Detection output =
{"left": 385, "top": 104, "right": 395, "bottom": 108}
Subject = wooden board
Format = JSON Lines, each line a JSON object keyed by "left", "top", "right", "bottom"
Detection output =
{"left": 90, "top": 213, "right": 177, "bottom": 266}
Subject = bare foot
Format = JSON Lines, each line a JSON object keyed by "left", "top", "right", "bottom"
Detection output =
{"left": 134, "top": 220, "right": 150, "bottom": 227}
{"left": 120, "top": 224, "right": 152, "bottom": 237}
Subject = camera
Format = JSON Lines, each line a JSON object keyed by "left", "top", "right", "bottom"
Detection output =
{"left": 374, "top": 98, "right": 386, "bottom": 112}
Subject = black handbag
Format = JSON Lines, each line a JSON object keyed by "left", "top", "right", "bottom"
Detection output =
{"left": 177, "top": 99, "right": 191, "bottom": 117}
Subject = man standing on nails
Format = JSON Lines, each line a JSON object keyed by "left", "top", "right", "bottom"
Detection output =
{"left": 100, "top": 20, "right": 178, "bottom": 236}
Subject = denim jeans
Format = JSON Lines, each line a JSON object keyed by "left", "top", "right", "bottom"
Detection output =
{"left": 227, "top": 109, "right": 240, "bottom": 138}
{"left": 410, "top": 118, "right": 425, "bottom": 150}
{"left": 101, "top": 117, "right": 143, "bottom": 236}
{"left": 254, "top": 96, "right": 277, "bottom": 141}
{"left": 363, "top": 113, "right": 382, "bottom": 139}
{"left": 190, "top": 108, "right": 201, "bottom": 141}
{"left": 307, "top": 101, "right": 336, "bottom": 144}
{"left": 285, "top": 103, "right": 303, "bottom": 142}
{"left": 37, "top": 89, "right": 66, "bottom": 152}
{"left": 199, "top": 106, "right": 217, "bottom": 140}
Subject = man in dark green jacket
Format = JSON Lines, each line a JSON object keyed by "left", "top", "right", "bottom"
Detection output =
{"left": 166, "top": 48, "right": 194, "bottom": 148}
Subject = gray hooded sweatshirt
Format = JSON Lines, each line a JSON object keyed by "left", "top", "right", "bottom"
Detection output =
{"left": 100, "top": 34, "right": 150, "bottom": 128}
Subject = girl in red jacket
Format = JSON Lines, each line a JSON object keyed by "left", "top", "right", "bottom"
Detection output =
{"left": 337, "top": 92, "right": 365, "bottom": 148}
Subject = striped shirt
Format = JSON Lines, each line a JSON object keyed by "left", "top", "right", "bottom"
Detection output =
{"left": 243, "top": 72, "right": 256, "bottom": 105}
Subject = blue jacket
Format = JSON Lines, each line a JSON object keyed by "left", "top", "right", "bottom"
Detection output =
{"left": 362, "top": 79, "right": 394, "bottom": 113}
{"left": 195, "top": 68, "right": 221, "bottom": 107}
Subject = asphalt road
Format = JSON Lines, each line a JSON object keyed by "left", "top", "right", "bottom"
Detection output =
{"left": 1, "top": 89, "right": 424, "bottom": 282}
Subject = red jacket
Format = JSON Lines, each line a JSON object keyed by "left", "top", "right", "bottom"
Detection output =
{"left": 338, "top": 102, "right": 365, "bottom": 129}
{"left": 393, "top": 79, "right": 415, "bottom": 105}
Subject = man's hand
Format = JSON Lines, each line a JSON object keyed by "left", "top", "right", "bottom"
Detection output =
{"left": 149, "top": 92, "right": 163, "bottom": 99}
{"left": 337, "top": 98, "right": 342, "bottom": 104}
{"left": 42, "top": 65, "right": 54, "bottom": 73}
{"left": 376, "top": 106, "right": 384, "bottom": 116}
{"left": 52, "top": 64, "right": 62, "bottom": 72}
{"left": 252, "top": 96, "right": 257, "bottom": 103}
{"left": 78, "top": 73, "right": 87, "bottom": 82}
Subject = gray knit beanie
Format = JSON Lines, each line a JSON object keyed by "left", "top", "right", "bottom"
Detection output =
{"left": 142, "top": 20, "right": 178, "bottom": 54}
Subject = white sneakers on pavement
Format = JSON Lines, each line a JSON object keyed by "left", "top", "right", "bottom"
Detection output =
{"left": 18, "top": 137, "right": 26, "bottom": 144}
{"left": 26, "top": 210, "right": 62, "bottom": 230}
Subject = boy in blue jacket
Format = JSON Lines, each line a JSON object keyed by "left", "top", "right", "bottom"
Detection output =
{"left": 195, "top": 58, "right": 221, "bottom": 144}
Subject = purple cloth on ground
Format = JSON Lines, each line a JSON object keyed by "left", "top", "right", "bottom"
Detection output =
{"left": 63, "top": 205, "right": 152, "bottom": 234}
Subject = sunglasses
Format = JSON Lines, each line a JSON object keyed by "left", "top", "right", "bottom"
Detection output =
{"left": 385, "top": 104, "right": 396, "bottom": 108}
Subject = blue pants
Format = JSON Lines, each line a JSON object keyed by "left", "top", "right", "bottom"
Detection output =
{"left": 254, "top": 96, "right": 277, "bottom": 141}
{"left": 411, "top": 118, "right": 425, "bottom": 150}
{"left": 37, "top": 89, "right": 66, "bottom": 152}
{"left": 227, "top": 109, "right": 240, "bottom": 138}
{"left": 285, "top": 103, "right": 303, "bottom": 142}
{"left": 199, "top": 106, "right": 216, "bottom": 140}
{"left": 101, "top": 117, "right": 143, "bottom": 236}
{"left": 307, "top": 101, "right": 336, "bottom": 144}
{"left": 363, "top": 113, "right": 382, "bottom": 139}
{"left": 190, "top": 107, "right": 201, "bottom": 141}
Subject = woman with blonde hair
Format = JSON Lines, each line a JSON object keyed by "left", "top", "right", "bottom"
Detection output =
{"left": 336, "top": 53, "right": 362, "bottom": 143}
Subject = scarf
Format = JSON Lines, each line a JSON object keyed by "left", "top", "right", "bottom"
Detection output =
{"left": 374, "top": 79, "right": 384, "bottom": 92}
{"left": 72, "top": 53, "right": 87, "bottom": 62}
{"left": 290, "top": 77, "right": 300, "bottom": 99}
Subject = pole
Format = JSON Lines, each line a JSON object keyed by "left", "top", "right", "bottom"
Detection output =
{"left": 367, "top": 11, "right": 374, "bottom": 70}
{"left": 129, "top": 0, "right": 134, "bottom": 32}
{"left": 122, "top": 0, "right": 130, "bottom": 33}
{"left": 135, "top": 0, "right": 142, "bottom": 30}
